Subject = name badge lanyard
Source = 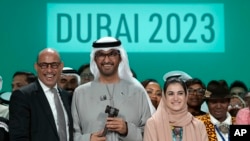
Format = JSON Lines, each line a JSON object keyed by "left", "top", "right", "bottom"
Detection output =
{"left": 215, "top": 125, "right": 228, "bottom": 141}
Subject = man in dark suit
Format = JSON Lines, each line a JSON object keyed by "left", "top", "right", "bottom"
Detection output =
{"left": 9, "top": 48, "right": 73, "bottom": 141}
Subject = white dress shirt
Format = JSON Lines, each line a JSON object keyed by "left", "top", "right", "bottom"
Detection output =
{"left": 210, "top": 112, "right": 232, "bottom": 141}
{"left": 38, "top": 79, "right": 69, "bottom": 141}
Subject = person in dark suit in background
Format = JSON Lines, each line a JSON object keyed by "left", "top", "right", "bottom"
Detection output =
{"left": 11, "top": 71, "right": 36, "bottom": 92}
{"left": 9, "top": 48, "right": 73, "bottom": 141}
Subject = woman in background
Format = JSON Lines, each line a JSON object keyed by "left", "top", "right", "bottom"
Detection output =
{"left": 185, "top": 78, "right": 207, "bottom": 116}
{"left": 228, "top": 95, "right": 246, "bottom": 117}
{"left": 141, "top": 79, "right": 162, "bottom": 109}
{"left": 235, "top": 93, "right": 250, "bottom": 124}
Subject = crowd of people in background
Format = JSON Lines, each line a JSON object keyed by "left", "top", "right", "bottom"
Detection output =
{"left": 0, "top": 36, "right": 250, "bottom": 141}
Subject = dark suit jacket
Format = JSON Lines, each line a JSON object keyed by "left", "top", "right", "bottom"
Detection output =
{"left": 0, "top": 117, "right": 9, "bottom": 141}
{"left": 9, "top": 80, "right": 73, "bottom": 141}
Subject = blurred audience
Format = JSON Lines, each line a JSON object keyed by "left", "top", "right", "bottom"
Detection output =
{"left": 0, "top": 76, "right": 9, "bottom": 141}
{"left": 58, "top": 67, "right": 80, "bottom": 95}
{"left": 0, "top": 97, "right": 9, "bottom": 119}
{"left": 0, "top": 92, "right": 12, "bottom": 106}
{"left": 0, "top": 76, "right": 2, "bottom": 92}
{"left": 11, "top": 71, "right": 36, "bottom": 92}
{"left": 229, "top": 80, "right": 248, "bottom": 98}
{"left": 77, "top": 63, "right": 94, "bottom": 84}
{"left": 185, "top": 78, "right": 207, "bottom": 116}
{"left": 243, "top": 91, "right": 250, "bottom": 107}
{"left": 228, "top": 95, "right": 246, "bottom": 117}
{"left": 0, "top": 71, "right": 37, "bottom": 108}
{"left": 235, "top": 92, "right": 250, "bottom": 124}
{"left": 141, "top": 79, "right": 162, "bottom": 109}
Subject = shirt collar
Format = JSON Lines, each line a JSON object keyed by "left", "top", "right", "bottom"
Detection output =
{"left": 209, "top": 112, "right": 232, "bottom": 125}
{"left": 38, "top": 79, "right": 57, "bottom": 93}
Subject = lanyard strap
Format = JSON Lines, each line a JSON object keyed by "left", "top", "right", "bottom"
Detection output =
{"left": 215, "top": 125, "right": 228, "bottom": 141}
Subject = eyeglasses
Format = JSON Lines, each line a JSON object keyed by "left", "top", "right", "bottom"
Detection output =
{"left": 95, "top": 50, "right": 120, "bottom": 60}
{"left": 80, "top": 73, "right": 94, "bottom": 79}
{"left": 188, "top": 88, "right": 205, "bottom": 96}
{"left": 230, "top": 92, "right": 245, "bottom": 96}
{"left": 37, "top": 62, "right": 61, "bottom": 69}
{"left": 228, "top": 104, "right": 242, "bottom": 109}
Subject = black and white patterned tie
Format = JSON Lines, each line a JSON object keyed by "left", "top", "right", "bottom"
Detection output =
{"left": 51, "top": 88, "right": 67, "bottom": 141}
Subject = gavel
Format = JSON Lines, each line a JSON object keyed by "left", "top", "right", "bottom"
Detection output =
{"left": 100, "top": 105, "right": 119, "bottom": 137}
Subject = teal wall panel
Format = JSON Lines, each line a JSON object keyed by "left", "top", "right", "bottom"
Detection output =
{"left": 0, "top": 0, "right": 250, "bottom": 91}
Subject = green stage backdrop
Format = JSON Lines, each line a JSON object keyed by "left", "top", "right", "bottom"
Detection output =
{"left": 0, "top": 0, "right": 250, "bottom": 92}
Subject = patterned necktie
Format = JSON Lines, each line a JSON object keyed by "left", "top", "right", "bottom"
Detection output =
{"left": 51, "top": 88, "right": 67, "bottom": 141}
